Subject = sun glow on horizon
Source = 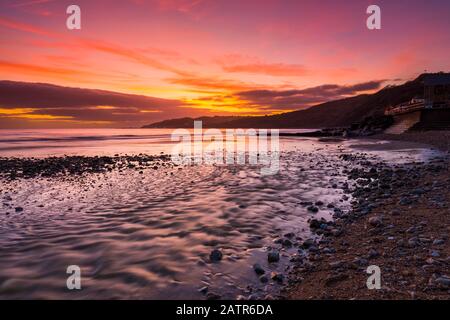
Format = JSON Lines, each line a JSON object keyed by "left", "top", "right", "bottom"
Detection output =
{"left": 0, "top": 0, "right": 450, "bottom": 128}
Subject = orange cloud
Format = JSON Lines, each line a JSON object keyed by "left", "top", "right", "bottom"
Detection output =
{"left": 77, "top": 39, "right": 190, "bottom": 77}
{"left": 0, "top": 107, "right": 73, "bottom": 121}
{"left": 0, "top": 60, "right": 98, "bottom": 79}
{"left": 167, "top": 75, "right": 262, "bottom": 92}
{"left": 0, "top": 16, "right": 191, "bottom": 78}
{"left": 0, "top": 107, "right": 36, "bottom": 114}
{"left": 7, "top": 114, "right": 73, "bottom": 120}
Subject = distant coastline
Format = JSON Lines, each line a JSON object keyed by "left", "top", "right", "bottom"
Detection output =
{"left": 143, "top": 74, "right": 429, "bottom": 129}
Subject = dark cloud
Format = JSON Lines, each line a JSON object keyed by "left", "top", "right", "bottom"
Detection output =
{"left": 0, "top": 80, "right": 207, "bottom": 126}
{"left": 235, "top": 80, "right": 386, "bottom": 110}
{"left": 0, "top": 80, "right": 180, "bottom": 110}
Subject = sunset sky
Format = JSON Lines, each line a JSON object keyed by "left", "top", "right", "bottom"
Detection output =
{"left": 1, "top": 0, "right": 450, "bottom": 128}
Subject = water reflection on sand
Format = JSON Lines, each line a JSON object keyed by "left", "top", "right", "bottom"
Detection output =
{"left": 0, "top": 132, "right": 441, "bottom": 299}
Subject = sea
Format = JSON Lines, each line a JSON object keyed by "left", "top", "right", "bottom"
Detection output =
{"left": 0, "top": 128, "right": 442, "bottom": 299}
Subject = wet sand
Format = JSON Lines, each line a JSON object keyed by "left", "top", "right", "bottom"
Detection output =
{"left": 373, "top": 131, "right": 450, "bottom": 153}
{"left": 0, "top": 142, "right": 352, "bottom": 299}
{"left": 0, "top": 136, "right": 447, "bottom": 300}
{"left": 286, "top": 131, "right": 450, "bottom": 300}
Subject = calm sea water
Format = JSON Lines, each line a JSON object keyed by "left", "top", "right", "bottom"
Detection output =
{"left": 0, "top": 128, "right": 317, "bottom": 158}
{"left": 0, "top": 129, "right": 442, "bottom": 299}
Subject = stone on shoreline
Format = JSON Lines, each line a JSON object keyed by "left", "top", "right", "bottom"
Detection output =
{"left": 301, "top": 239, "right": 315, "bottom": 249}
{"left": 325, "top": 274, "right": 349, "bottom": 286}
{"left": 267, "top": 251, "right": 280, "bottom": 263}
{"left": 309, "top": 219, "right": 321, "bottom": 229}
{"left": 0, "top": 154, "right": 171, "bottom": 180}
{"left": 307, "top": 206, "right": 319, "bottom": 213}
{"left": 435, "top": 276, "right": 450, "bottom": 288}
{"left": 270, "top": 272, "right": 284, "bottom": 283}
{"left": 368, "top": 216, "right": 383, "bottom": 227}
{"left": 206, "top": 292, "right": 221, "bottom": 300}
{"left": 198, "top": 286, "right": 208, "bottom": 294}
{"left": 253, "top": 263, "right": 265, "bottom": 275}
{"left": 399, "top": 197, "right": 413, "bottom": 206}
{"left": 209, "top": 249, "right": 223, "bottom": 262}
{"left": 287, "top": 149, "right": 450, "bottom": 299}
{"left": 284, "top": 232, "right": 295, "bottom": 238}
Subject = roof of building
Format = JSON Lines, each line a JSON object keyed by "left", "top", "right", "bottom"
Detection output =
{"left": 424, "top": 73, "right": 450, "bottom": 86}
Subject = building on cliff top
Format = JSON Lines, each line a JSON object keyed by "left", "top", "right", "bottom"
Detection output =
{"left": 424, "top": 73, "right": 450, "bottom": 108}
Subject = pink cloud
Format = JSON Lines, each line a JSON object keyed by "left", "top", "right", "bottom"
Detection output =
{"left": 222, "top": 63, "right": 310, "bottom": 77}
